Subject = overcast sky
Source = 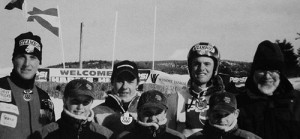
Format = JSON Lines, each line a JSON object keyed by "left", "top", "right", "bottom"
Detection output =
{"left": 1, "top": 0, "right": 300, "bottom": 69}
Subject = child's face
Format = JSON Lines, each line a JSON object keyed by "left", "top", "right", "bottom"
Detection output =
{"left": 209, "top": 110, "right": 239, "bottom": 127}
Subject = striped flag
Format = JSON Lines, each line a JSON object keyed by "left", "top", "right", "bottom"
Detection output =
{"left": 27, "top": 7, "right": 59, "bottom": 36}
{"left": 5, "top": 0, "right": 24, "bottom": 10}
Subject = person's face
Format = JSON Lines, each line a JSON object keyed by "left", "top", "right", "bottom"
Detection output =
{"left": 209, "top": 110, "right": 239, "bottom": 127}
{"left": 112, "top": 72, "right": 138, "bottom": 102}
{"left": 138, "top": 109, "right": 167, "bottom": 124}
{"left": 253, "top": 70, "right": 280, "bottom": 96}
{"left": 190, "top": 57, "right": 214, "bottom": 87}
{"left": 13, "top": 54, "right": 40, "bottom": 80}
{"left": 64, "top": 95, "right": 93, "bottom": 117}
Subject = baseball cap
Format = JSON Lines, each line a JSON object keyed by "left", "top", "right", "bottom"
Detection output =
{"left": 209, "top": 92, "right": 237, "bottom": 114}
{"left": 137, "top": 90, "right": 168, "bottom": 115}
{"left": 64, "top": 79, "right": 95, "bottom": 99}
{"left": 12, "top": 32, "right": 43, "bottom": 64}
{"left": 111, "top": 60, "right": 139, "bottom": 83}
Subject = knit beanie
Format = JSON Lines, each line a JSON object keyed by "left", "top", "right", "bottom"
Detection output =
{"left": 251, "top": 40, "right": 285, "bottom": 73}
{"left": 12, "top": 32, "right": 43, "bottom": 64}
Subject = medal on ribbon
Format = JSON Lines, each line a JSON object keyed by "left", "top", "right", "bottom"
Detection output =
{"left": 23, "top": 89, "right": 33, "bottom": 101}
{"left": 120, "top": 112, "right": 133, "bottom": 125}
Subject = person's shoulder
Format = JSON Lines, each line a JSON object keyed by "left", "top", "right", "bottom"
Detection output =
{"left": 235, "top": 128, "right": 262, "bottom": 139}
{"left": 41, "top": 122, "right": 59, "bottom": 137}
{"left": 35, "top": 85, "right": 51, "bottom": 98}
{"left": 165, "top": 127, "right": 186, "bottom": 139}
{"left": 187, "top": 130, "right": 203, "bottom": 139}
{"left": 93, "top": 104, "right": 115, "bottom": 114}
{"left": 89, "top": 122, "right": 113, "bottom": 138}
{"left": 115, "top": 130, "right": 132, "bottom": 139}
{"left": 0, "top": 76, "right": 10, "bottom": 89}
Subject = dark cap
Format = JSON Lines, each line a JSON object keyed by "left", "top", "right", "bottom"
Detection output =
{"left": 137, "top": 90, "right": 168, "bottom": 114}
{"left": 111, "top": 60, "right": 139, "bottom": 83}
{"left": 252, "top": 40, "right": 284, "bottom": 72}
{"left": 64, "top": 79, "right": 95, "bottom": 99}
{"left": 13, "top": 32, "right": 43, "bottom": 64}
{"left": 209, "top": 92, "right": 237, "bottom": 114}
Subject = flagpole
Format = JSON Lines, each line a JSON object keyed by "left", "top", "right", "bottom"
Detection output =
{"left": 57, "top": 5, "right": 66, "bottom": 68}
{"left": 112, "top": 11, "right": 118, "bottom": 70}
{"left": 79, "top": 22, "right": 83, "bottom": 69}
{"left": 152, "top": 4, "right": 157, "bottom": 70}
{"left": 23, "top": 0, "right": 28, "bottom": 31}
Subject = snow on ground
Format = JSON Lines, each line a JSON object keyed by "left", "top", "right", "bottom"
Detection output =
{"left": 51, "top": 97, "right": 104, "bottom": 120}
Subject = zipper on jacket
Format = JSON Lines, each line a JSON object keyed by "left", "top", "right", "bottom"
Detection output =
{"left": 28, "top": 102, "right": 33, "bottom": 134}
{"left": 109, "top": 94, "right": 138, "bottom": 113}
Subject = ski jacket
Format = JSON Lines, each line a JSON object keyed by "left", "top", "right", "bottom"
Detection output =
{"left": 166, "top": 75, "right": 225, "bottom": 132}
{"left": 0, "top": 75, "right": 55, "bottom": 139}
{"left": 237, "top": 76, "right": 300, "bottom": 139}
{"left": 188, "top": 123, "right": 261, "bottom": 139}
{"left": 117, "top": 122, "right": 186, "bottom": 139}
{"left": 41, "top": 109, "right": 112, "bottom": 139}
{"left": 93, "top": 94, "right": 140, "bottom": 135}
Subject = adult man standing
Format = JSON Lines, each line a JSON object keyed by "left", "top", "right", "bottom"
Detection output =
{"left": 0, "top": 32, "right": 55, "bottom": 139}
{"left": 167, "top": 42, "right": 225, "bottom": 137}
{"left": 237, "top": 40, "right": 300, "bottom": 139}
{"left": 93, "top": 60, "right": 140, "bottom": 135}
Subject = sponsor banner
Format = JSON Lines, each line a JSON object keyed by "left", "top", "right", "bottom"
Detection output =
{"left": 36, "top": 68, "right": 50, "bottom": 82}
{"left": 138, "top": 69, "right": 151, "bottom": 84}
{"left": 50, "top": 68, "right": 112, "bottom": 78}
{"left": 145, "top": 70, "right": 189, "bottom": 93}
{"left": 37, "top": 68, "right": 151, "bottom": 83}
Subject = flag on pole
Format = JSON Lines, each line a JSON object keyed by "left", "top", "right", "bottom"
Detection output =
{"left": 27, "top": 7, "right": 59, "bottom": 36}
{"left": 5, "top": 0, "right": 24, "bottom": 10}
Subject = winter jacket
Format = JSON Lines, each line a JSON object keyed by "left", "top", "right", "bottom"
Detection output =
{"left": 237, "top": 76, "right": 300, "bottom": 139}
{"left": 117, "top": 122, "right": 186, "bottom": 139}
{"left": 41, "top": 109, "right": 113, "bottom": 139}
{"left": 93, "top": 94, "right": 140, "bottom": 135}
{"left": 0, "top": 71, "right": 55, "bottom": 139}
{"left": 166, "top": 75, "right": 225, "bottom": 132}
{"left": 188, "top": 123, "right": 261, "bottom": 139}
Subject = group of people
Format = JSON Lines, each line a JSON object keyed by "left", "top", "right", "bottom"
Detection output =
{"left": 0, "top": 31, "right": 299, "bottom": 139}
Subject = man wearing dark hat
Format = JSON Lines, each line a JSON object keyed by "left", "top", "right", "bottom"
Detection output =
{"left": 236, "top": 40, "right": 300, "bottom": 139}
{"left": 117, "top": 90, "right": 185, "bottom": 139}
{"left": 93, "top": 60, "right": 140, "bottom": 136}
{"left": 188, "top": 92, "right": 261, "bottom": 139}
{"left": 40, "top": 79, "right": 113, "bottom": 139}
{"left": 0, "top": 32, "right": 55, "bottom": 138}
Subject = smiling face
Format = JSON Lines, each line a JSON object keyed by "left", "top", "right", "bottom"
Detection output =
{"left": 208, "top": 109, "right": 239, "bottom": 129}
{"left": 112, "top": 72, "right": 138, "bottom": 103}
{"left": 138, "top": 109, "right": 167, "bottom": 124}
{"left": 253, "top": 70, "right": 280, "bottom": 96}
{"left": 13, "top": 54, "right": 40, "bottom": 80}
{"left": 64, "top": 95, "right": 93, "bottom": 117}
{"left": 190, "top": 57, "right": 214, "bottom": 88}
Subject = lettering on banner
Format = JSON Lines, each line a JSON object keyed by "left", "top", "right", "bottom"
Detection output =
{"left": 58, "top": 69, "right": 112, "bottom": 77}
{"left": 50, "top": 77, "right": 111, "bottom": 83}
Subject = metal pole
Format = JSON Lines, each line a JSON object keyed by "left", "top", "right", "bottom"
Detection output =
{"left": 79, "top": 22, "right": 83, "bottom": 69}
